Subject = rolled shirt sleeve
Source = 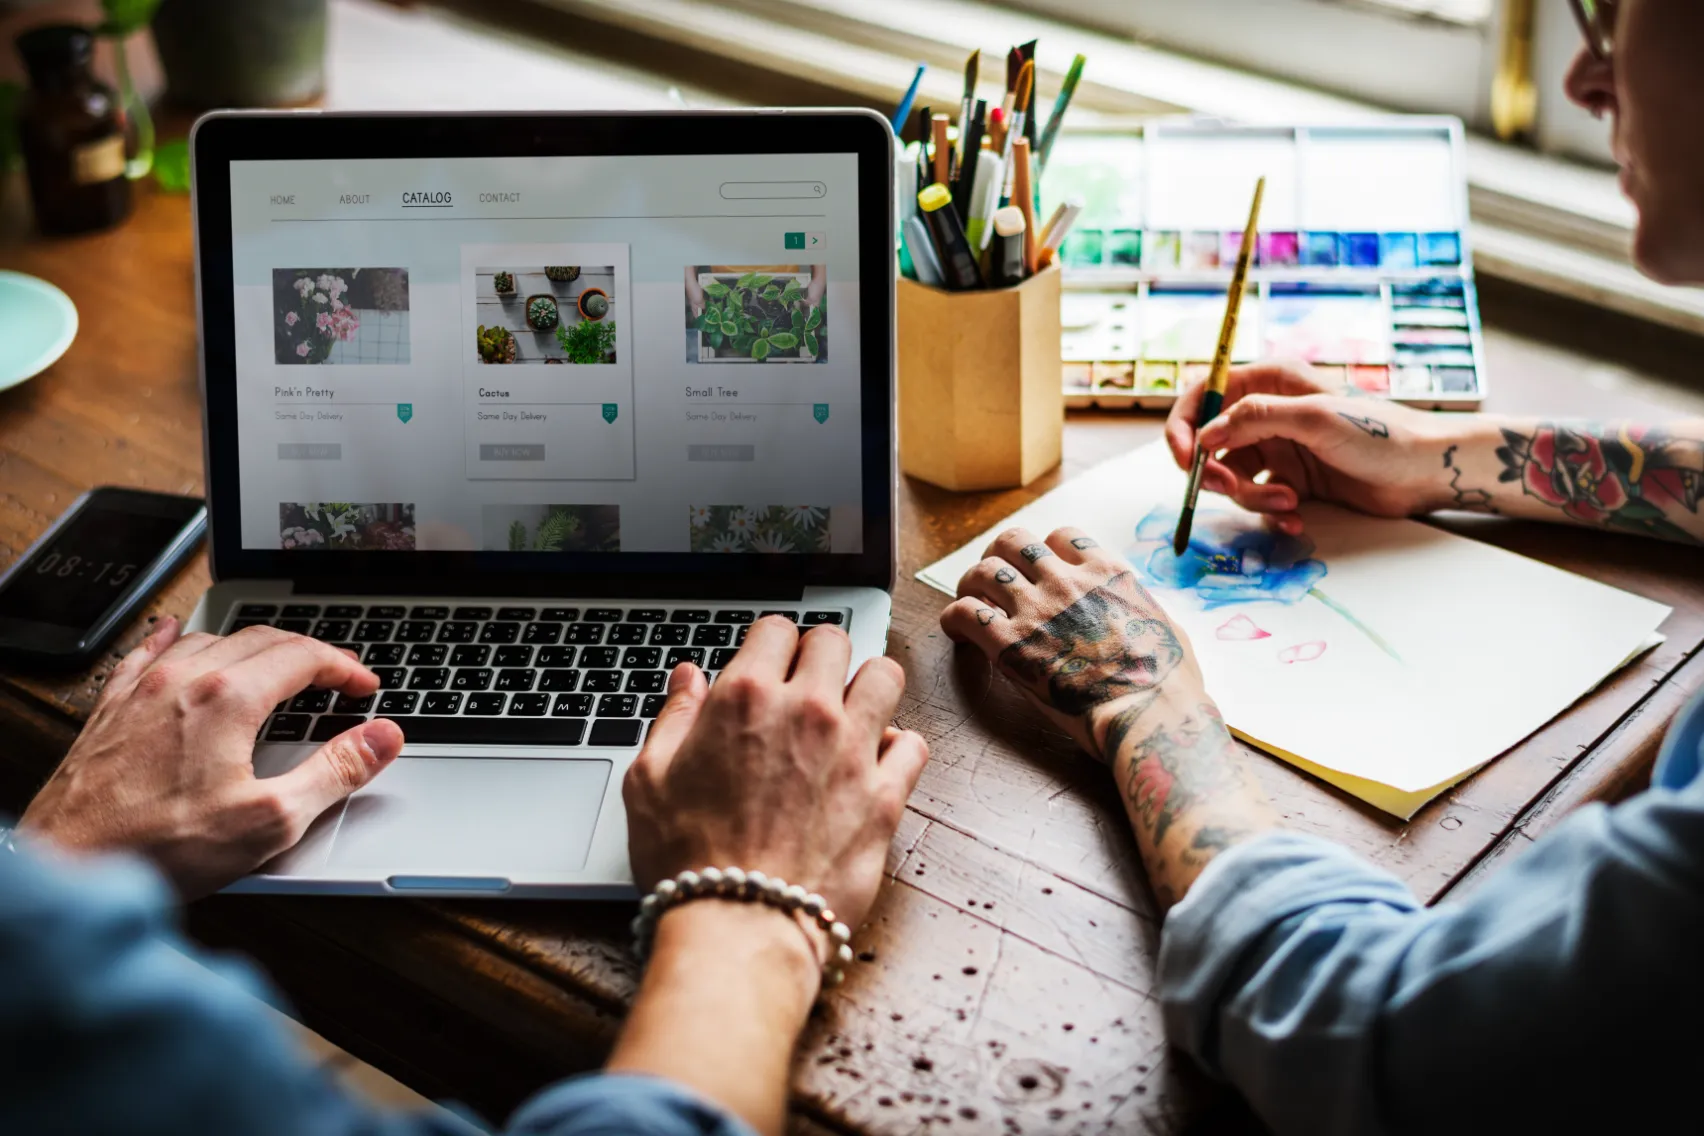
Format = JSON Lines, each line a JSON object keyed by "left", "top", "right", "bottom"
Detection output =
{"left": 1158, "top": 692, "right": 1704, "bottom": 1136}
{"left": 0, "top": 835, "right": 751, "bottom": 1136}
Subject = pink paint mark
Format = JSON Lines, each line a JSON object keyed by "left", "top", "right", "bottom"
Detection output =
{"left": 1278, "top": 641, "right": 1328, "bottom": 664}
{"left": 1215, "top": 614, "right": 1272, "bottom": 641}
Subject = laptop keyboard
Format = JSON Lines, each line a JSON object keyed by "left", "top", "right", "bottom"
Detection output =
{"left": 232, "top": 602, "right": 849, "bottom": 749}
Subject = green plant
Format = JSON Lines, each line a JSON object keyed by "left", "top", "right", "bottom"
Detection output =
{"left": 526, "top": 294, "right": 559, "bottom": 330}
{"left": 556, "top": 318, "right": 617, "bottom": 364}
{"left": 477, "top": 324, "right": 516, "bottom": 363}
{"left": 544, "top": 266, "right": 580, "bottom": 283}
{"left": 695, "top": 272, "right": 823, "bottom": 360}
{"left": 493, "top": 271, "right": 516, "bottom": 295}
{"left": 508, "top": 507, "right": 605, "bottom": 551}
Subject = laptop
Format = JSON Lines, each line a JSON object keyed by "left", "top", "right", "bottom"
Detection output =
{"left": 184, "top": 110, "right": 897, "bottom": 898}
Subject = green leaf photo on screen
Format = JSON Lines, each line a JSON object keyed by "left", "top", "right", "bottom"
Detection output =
{"left": 689, "top": 268, "right": 826, "bottom": 363}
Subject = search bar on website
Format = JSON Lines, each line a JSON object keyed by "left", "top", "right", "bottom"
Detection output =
{"left": 720, "top": 181, "right": 827, "bottom": 200}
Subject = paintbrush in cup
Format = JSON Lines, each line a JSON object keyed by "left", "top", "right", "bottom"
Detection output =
{"left": 1173, "top": 175, "right": 1265, "bottom": 558}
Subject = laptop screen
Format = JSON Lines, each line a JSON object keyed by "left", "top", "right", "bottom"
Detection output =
{"left": 224, "top": 150, "right": 865, "bottom": 564}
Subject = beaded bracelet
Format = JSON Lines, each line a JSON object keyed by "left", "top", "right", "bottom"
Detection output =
{"left": 631, "top": 867, "right": 855, "bottom": 989}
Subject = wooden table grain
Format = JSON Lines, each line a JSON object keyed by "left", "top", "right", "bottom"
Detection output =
{"left": 6, "top": 183, "right": 1704, "bottom": 1134}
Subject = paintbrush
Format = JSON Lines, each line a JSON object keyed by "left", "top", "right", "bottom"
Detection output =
{"left": 1018, "top": 40, "right": 1038, "bottom": 151}
{"left": 957, "top": 49, "right": 980, "bottom": 165}
{"left": 1173, "top": 176, "right": 1265, "bottom": 558}
{"left": 1000, "top": 60, "right": 1035, "bottom": 203}
{"left": 1037, "top": 53, "right": 1085, "bottom": 174}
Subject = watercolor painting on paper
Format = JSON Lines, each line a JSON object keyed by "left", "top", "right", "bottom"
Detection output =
{"left": 1127, "top": 506, "right": 1400, "bottom": 662}
{"left": 916, "top": 442, "right": 1670, "bottom": 817}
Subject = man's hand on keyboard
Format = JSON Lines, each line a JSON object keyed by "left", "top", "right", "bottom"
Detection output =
{"left": 18, "top": 618, "right": 404, "bottom": 898}
{"left": 623, "top": 616, "right": 929, "bottom": 935}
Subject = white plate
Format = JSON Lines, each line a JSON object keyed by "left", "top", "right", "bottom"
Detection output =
{"left": 0, "top": 270, "right": 78, "bottom": 390}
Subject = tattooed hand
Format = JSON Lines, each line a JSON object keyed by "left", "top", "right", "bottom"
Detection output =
{"left": 1165, "top": 360, "right": 1446, "bottom": 533}
{"left": 940, "top": 525, "right": 1279, "bottom": 907}
{"left": 939, "top": 525, "right": 1203, "bottom": 761}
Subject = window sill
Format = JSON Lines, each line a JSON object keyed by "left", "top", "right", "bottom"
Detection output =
{"left": 525, "top": 0, "right": 1704, "bottom": 338}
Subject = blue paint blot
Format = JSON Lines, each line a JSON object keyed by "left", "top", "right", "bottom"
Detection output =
{"left": 1343, "top": 233, "right": 1381, "bottom": 267}
{"left": 1130, "top": 507, "right": 1326, "bottom": 609}
{"left": 1419, "top": 231, "right": 1462, "bottom": 265}
{"left": 1380, "top": 232, "right": 1417, "bottom": 268}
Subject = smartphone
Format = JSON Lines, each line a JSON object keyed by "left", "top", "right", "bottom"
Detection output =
{"left": 0, "top": 487, "right": 207, "bottom": 671}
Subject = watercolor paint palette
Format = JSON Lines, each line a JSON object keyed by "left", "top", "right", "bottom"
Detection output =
{"left": 1044, "top": 118, "right": 1488, "bottom": 410}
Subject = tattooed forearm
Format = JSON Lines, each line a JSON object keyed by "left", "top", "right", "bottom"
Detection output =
{"left": 1117, "top": 703, "right": 1242, "bottom": 848}
{"left": 1489, "top": 420, "right": 1704, "bottom": 543}
{"left": 997, "top": 571, "right": 1184, "bottom": 719}
{"left": 1107, "top": 700, "right": 1277, "bottom": 905}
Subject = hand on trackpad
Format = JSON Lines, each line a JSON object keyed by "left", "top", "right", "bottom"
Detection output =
{"left": 324, "top": 757, "right": 611, "bottom": 876}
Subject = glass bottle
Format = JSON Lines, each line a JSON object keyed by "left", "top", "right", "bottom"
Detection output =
{"left": 15, "top": 24, "right": 132, "bottom": 235}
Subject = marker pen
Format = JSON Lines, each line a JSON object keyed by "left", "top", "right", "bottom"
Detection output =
{"left": 919, "top": 183, "right": 984, "bottom": 291}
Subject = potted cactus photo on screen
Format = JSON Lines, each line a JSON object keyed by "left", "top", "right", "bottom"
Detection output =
{"left": 492, "top": 270, "right": 517, "bottom": 298}
{"left": 525, "top": 294, "right": 560, "bottom": 331}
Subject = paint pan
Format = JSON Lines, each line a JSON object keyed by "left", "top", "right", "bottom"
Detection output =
{"left": 1419, "top": 232, "right": 1461, "bottom": 265}
{"left": 1342, "top": 233, "right": 1381, "bottom": 267}
{"left": 1144, "top": 230, "right": 1180, "bottom": 269}
{"left": 1062, "top": 229, "right": 1105, "bottom": 268}
{"left": 1261, "top": 232, "right": 1300, "bottom": 266}
{"left": 1380, "top": 232, "right": 1417, "bottom": 268}
{"left": 1434, "top": 366, "right": 1477, "bottom": 392}
{"left": 1182, "top": 231, "right": 1220, "bottom": 270}
{"left": 1349, "top": 365, "right": 1391, "bottom": 393}
{"left": 1093, "top": 361, "right": 1136, "bottom": 389}
{"left": 1391, "top": 365, "right": 1433, "bottom": 396}
{"left": 1301, "top": 231, "right": 1339, "bottom": 266}
{"left": 1139, "top": 360, "right": 1178, "bottom": 392}
{"left": 1107, "top": 229, "right": 1143, "bottom": 267}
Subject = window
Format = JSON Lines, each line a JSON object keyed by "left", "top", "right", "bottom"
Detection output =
{"left": 1004, "top": 0, "right": 1611, "bottom": 165}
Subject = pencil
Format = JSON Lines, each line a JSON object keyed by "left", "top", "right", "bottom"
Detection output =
{"left": 1173, "top": 176, "right": 1266, "bottom": 558}
{"left": 1010, "top": 137, "right": 1038, "bottom": 274}
{"left": 893, "top": 63, "right": 926, "bottom": 131}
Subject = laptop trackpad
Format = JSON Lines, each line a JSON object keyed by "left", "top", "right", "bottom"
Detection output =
{"left": 324, "top": 757, "right": 612, "bottom": 877}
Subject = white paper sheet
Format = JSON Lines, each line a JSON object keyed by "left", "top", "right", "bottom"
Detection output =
{"left": 918, "top": 443, "right": 1672, "bottom": 808}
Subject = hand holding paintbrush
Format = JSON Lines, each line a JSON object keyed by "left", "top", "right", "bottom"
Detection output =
{"left": 1173, "top": 176, "right": 1266, "bottom": 557}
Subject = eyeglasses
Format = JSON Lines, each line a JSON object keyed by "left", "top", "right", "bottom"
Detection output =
{"left": 1568, "top": 0, "right": 1616, "bottom": 61}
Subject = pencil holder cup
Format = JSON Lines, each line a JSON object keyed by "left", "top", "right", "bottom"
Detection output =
{"left": 897, "top": 263, "right": 1063, "bottom": 492}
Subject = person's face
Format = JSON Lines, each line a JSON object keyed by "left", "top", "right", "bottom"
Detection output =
{"left": 1565, "top": 0, "right": 1704, "bottom": 283}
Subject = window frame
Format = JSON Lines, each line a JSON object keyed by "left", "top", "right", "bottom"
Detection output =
{"left": 998, "top": 0, "right": 1611, "bottom": 165}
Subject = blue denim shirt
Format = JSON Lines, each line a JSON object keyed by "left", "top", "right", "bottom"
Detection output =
{"left": 1159, "top": 686, "right": 1704, "bottom": 1135}
{"left": 6, "top": 688, "right": 1702, "bottom": 1134}
{"left": 0, "top": 830, "right": 753, "bottom": 1136}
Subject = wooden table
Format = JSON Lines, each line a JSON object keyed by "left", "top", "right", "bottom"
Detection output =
{"left": 6, "top": 181, "right": 1704, "bottom": 1133}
